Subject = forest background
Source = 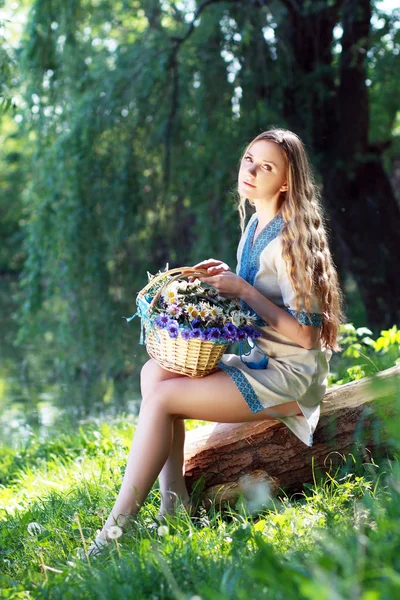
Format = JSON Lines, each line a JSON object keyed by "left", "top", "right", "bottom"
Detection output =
{"left": 0, "top": 0, "right": 399, "bottom": 435}
{"left": 1, "top": 1, "right": 400, "bottom": 597}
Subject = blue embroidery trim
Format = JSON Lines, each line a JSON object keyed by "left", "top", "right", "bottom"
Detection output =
{"left": 239, "top": 338, "right": 270, "bottom": 370}
{"left": 238, "top": 213, "right": 323, "bottom": 330}
{"left": 286, "top": 308, "right": 323, "bottom": 327}
{"left": 218, "top": 362, "right": 265, "bottom": 413}
{"left": 239, "top": 212, "right": 285, "bottom": 326}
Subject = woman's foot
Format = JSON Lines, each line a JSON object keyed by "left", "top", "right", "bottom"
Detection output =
{"left": 148, "top": 499, "right": 196, "bottom": 532}
{"left": 86, "top": 532, "right": 109, "bottom": 559}
{"left": 85, "top": 521, "right": 130, "bottom": 560}
{"left": 147, "top": 512, "right": 168, "bottom": 533}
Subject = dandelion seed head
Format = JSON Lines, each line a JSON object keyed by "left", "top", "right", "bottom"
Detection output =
{"left": 107, "top": 525, "right": 123, "bottom": 539}
{"left": 27, "top": 522, "right": 45, "bottom": 536}
{"left": 157, "top": 525, "right": 169, "bottom": 537}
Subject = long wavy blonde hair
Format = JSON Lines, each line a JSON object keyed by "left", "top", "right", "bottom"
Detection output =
{"left": 237, "top": 128, "right": 346, "bottom": 352}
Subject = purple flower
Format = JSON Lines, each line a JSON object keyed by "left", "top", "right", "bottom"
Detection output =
{"left": 167, "top": 322, "right": 179, "bottom": 338}
{"left": 200, "top": 329, "right": 212, "bottom": 341}
{"left": 154, "top": 314, "right": 171, "bottom": 329}
{"left": 190, "top": 329, "right": 202, "bottom": 339}
{"left": 223, "top": 323, "right": 238, "bottom": 340}
{"left": 158, "top": 297, "right": 167, "bottom": 309}
{"left": 248, "top": 326, "right": 262, "bottom": 339}
{"left": 210, "top": 327, "right": 222, "bottom": 341}
{"left": 236, "top": 328, "right": 248, "bottom": 341}
{"left": 191, "top": 318, "right": 202, "bottom": 329}
{"left": 167, "top": 305, "right": 183, "bottom": 318}
{"left": 241, "top": 325, "right": 253, "bottom": 337}
{"left": 181, "top": 329, "right": 191, "bottom": 340}
{"left": 219, "top": 329, "right": 232, "bottom": 341}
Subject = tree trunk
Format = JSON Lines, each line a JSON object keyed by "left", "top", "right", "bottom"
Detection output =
{"left": 278, "top": 0, "right": 400, "bottom": 329}
{"left": 183, "top": 365, "right": 400, "bottom": 504}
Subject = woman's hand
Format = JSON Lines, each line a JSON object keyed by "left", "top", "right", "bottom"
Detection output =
{"left": 197, "top": 270, "right": 249, "bottom": 299}
{"left": 191, "top": 258, "right": 232, "bottom": 275}
{"left": 188, "top": 258, "right": 232, "bottom": 283}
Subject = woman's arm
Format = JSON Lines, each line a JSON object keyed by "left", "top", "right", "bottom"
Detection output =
{"left": 197, "top": 271, "right": 321, "bottom": 350}
{"left": 240, "top": 281, "right": 321, "bottom": 350}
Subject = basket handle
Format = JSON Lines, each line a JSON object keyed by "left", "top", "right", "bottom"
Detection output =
{"left": 138, "top": 267, "right": 212, "bottom": 312}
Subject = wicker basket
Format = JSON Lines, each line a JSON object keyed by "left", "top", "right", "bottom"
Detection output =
{"left": 137, "top": 266, "right": 231, "bottom": 378}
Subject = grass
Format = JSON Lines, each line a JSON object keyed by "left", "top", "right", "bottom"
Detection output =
{"left": 1, "top": 416, "right": 400, "bottom": 599}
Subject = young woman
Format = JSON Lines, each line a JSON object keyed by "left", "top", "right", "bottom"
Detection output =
{"left": 88, "top": 127, "right": 345, "bottom": 555}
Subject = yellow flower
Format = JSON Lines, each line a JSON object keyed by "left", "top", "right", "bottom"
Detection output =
{"left": 161, "top": 282, "right": 181, "bottom": 305}
{"left": 187, "top": 304, "right": 200, "bottom": 320}
{"left": 209, "top": 306, "right": 224, "bottom": 319}
{"left": 198, "top": 301, "right": 212, "bottom": 319}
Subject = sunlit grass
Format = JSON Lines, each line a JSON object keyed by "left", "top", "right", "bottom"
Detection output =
{"left": 1, "top": 416, "right": 400, "bottom": 599}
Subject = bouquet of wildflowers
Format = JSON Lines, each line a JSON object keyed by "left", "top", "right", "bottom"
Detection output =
{"left": 137, "top": 266, "right": 262, "bottom": 344}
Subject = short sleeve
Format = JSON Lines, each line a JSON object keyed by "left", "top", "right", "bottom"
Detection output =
{"left": 275, "top": 239, "right": 323, "bottom": 327}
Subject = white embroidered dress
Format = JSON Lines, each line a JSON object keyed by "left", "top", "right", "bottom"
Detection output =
{"left": 218, "top": 211, "right": 332, "bottom": 447}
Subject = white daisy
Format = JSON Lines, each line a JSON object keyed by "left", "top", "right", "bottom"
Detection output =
{"left": 229, "top": 310, "right": 243, "bottom": 327}
{"left": 187, "top": 279, "right": 205, "bottom": 293}
{"left": 166, "top": 304, "right": 182, "bottom": 317}
{"left": 177, "top": 281, "right": 189, "bottom": 292}
{"left": 209, "top": 306, "right": 224, "bottom": 319}
{"left": 187, "top": 304, "right": 201, "bottom": 320}
{"left": 246, "top": 315, "right": 257, "bottom": 324}
{"left": 198, "top": 301, "right": 212, "bottom": 319}
{"left": 161, "top": 282, "right": 181, "bottom": 305}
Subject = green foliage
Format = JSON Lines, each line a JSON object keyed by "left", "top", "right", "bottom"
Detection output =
{"left": 11, "top": 0, "right": 247, "bottom": 381}
{"left": 1, "top": 0, "right": 398, "bottom": 388}
{"left": 368, "top": 6, "right": 400, "bottom": 168}
{"left": 0, "top": 12, "right": 16, "bottom": 115}
{"left": 329, "top": 324, "right": 400, "bottom": 386}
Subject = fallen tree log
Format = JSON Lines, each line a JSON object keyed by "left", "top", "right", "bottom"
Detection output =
{"left": 183, "top": 364, "right": 400, "bottom": 504}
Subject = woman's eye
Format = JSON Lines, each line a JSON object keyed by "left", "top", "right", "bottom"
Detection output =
{"left": 244, "top": 156, "right": 271, "bottom": 171}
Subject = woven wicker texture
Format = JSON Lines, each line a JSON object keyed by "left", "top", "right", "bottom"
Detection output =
{"left": 138, "top": 267, "right": 230, "bottom": 378}
{"left": 146, "top": 329, "right": 228, "bottom": 378}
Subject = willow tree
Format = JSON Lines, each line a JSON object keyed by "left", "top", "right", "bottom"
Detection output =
{"left": 15, "top": 0, "right": 400, "bottom": 385}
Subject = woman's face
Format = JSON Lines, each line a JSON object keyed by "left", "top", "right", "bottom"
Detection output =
{"left": 238, "top": 140, "right": 288, "bottom": 203}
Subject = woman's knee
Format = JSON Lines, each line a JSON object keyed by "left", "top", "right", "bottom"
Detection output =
{"left": 140, "top": 359, "right": 183, "bottom": 402}
{"left": 139, "top": 382, "right": 177, "bottom": 417}
{"left": 140, "top": 359, "right": 159, "bottom": 399}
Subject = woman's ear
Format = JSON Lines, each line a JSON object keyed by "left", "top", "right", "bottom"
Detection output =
{"left": 280, "top": 182, "right": 288, "bottom": 192}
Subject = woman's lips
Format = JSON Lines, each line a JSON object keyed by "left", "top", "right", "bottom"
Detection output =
{"left": 244, "top": 181, "right": 256, "bottom": 188}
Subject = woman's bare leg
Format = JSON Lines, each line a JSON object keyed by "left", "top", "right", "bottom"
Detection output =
{"left": 139, "top": 360, "right": 190, "bottom": 516}
{"left": 100, "top": 367, "right": 302, "bottom": 538}
{"left": 157, "top": 418, "right": 191, "bottom": 516}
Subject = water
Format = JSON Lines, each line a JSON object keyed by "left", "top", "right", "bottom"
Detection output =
{"left": 0, "top": 277, "right": 145, "bottom": 448}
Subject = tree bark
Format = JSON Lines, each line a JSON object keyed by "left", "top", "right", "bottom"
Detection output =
{"left": 278, "top": 0, "right": 400, "bottom": 329}
{"left": 183, "top": 365, "right": 400, "bottom": 504}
